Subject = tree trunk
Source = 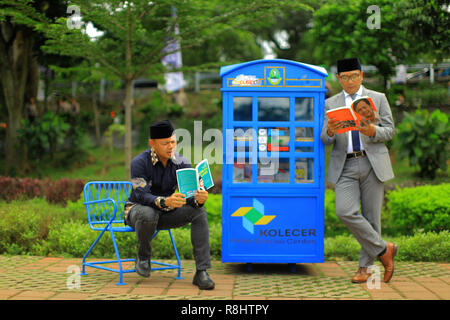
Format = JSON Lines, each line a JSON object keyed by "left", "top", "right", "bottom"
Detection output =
{"left": 90, "top": 83, "right": 101, "bottom": 146}
{"left": 43, "top": 65, "right": 52, "bottom": 112}
{"left": 124, "top": 9, "right": 133, "bottom": 180}
{"left": 0, "top": 25, "right": 34, "bottom": 175}
{"left": 124, "top": 78, "right": 133, "bottom": 179}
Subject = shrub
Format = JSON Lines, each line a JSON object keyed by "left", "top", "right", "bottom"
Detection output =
{"left": 0, "top": 176, "right": 84, "bottom": 205}
{"left": 0, "top": 198, "right": 63, "bottom": 255}
{"left": 44, "top": 221, "right": 222, "bottom": 260}
{"left": 152, "top": 227, "right": 195, "bottom": 260}
{"left": 1, "top": 197, "right": 448, "bottom": 261}
{"left": 387, "top": 183, "right": 450, "bottom": 235}
{"left": 17, "top": 111, "right": 90, "bottom": 168}
{"left": 325, "top": 235, "right": 361, "bottom": 261}
{"left": 203, "top": 193, "right": 222, "bottom": 225}
{"left": 45, "top": 178, "right": 85, "bottom": 205}
{"left": 0, "top": 176, "right": 44, "bottom": 200}
{"left": 46, "top": 220, "right": 98, "bottom": 257}
{"left": 324, "top": 189, "right": 349, "bottom": 237}
{"left": 324, "top": 231, "right": 450, "bottom": 262}
{"left": 394, "top": 231, "right": 450, "bottom": 262}
{"left": 404, "top": 85, "right": 449, "bottom": 108}
{"left": 46, "top": 220, "right": 138, "bottom": 258}
{"left": 394, "top": 109, "right": 449, "bottom": 179}
{"left": 208, "top": 223, "right": 222, "bottom": 259}
{"left": 17, "top": 111, "right": 70, "bottom": 161}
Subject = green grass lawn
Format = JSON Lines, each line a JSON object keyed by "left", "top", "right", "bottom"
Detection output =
{"left": 23, "top": 146, "right": 131, "bottom": 181}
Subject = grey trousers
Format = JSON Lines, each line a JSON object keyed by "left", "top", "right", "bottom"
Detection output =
{"left": 335, "top": 156, "right": 387, "bottom": 267}
{"left": 127, "top": 203, "right": 211, "bottom": 271}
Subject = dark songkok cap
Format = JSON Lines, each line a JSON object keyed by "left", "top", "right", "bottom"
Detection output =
{"left": 337, "top": 57, "right": 362, "bottom": 73}
{"left": 149, "top": 120, "right": 175, "bottom": 139}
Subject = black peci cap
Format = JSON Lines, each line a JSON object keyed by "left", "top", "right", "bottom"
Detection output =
{"left": 337, "top": 57, "right": 362, "bottom": 73}
{"left": 149, "top": 120, "right": 175, "bottom": 139}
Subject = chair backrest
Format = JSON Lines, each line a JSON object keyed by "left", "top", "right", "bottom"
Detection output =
{"left": 83, "top": 181, "right": 133, "bottom": 227}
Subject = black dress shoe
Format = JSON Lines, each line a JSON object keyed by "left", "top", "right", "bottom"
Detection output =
{"left": 193, "top": 270, "right": 215, "bottom": 290}
{"left": 135, "top": 257, "right": 150, "bottom": 278}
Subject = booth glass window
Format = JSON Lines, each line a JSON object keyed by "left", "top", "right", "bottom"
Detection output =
{"left": 296, "top": 146, "right": 314, "bottom": 152}
{"left": 233, "top": 158, "right": 252, "bottom": 183}
{"left": 234, "top": 127, "right": 253, "bottom": 153}
{"left": 295, "top": 127, "right": 314, "bottom": 141}
{"left": 295, "top": 158, "right": 314, "bottom": 183}
{"left": 258, "top": 157, "right": 289, "bottom": 183}
{"left": 258, "top": 97, "right": 289, "bottom": 121}
{"left": 233, "top": 97, "right": 252, "bottom": 121}
{"left": 295, "top": 97, "right": 314, "bottom": 122}
{"left": 295, "top": 127, "right": 314, "bottom": 152}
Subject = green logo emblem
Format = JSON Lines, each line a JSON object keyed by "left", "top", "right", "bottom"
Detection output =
{"left": 267, "top": 68, "right": 282, "bottom": 85}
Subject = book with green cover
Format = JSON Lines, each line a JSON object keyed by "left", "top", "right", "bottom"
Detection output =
{"left": 176, "top": 159, "right": 214, "bottom": 198}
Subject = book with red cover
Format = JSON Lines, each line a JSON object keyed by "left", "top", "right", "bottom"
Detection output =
{"left": 326, "top": 96, "right": 377, "bottom": 134}
{"left": 267, "top": 144, "right": 289, "bottom": 151}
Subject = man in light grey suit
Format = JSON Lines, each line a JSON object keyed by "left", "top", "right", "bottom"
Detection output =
{"left": 321, "top": 57, "right": 398, "bottom": 283}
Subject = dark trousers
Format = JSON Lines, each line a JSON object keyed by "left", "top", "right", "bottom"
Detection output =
{"left": 127, "top": 203, "right": 211, "bottom": 271}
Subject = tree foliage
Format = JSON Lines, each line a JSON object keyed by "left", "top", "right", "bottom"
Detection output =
{"left": 248, "top": 0, "right": 317, "bottom": 61}
{"left": 35, "top": 0, "right": 304, "bottom": 177}
{"left": 394, "top": 109, "right": 449, "bottom": 179}
{"left": 0, "top": 0, "right": 68, "bottom": 175}
{"left": 395, "top": 0, "right": 450, "bottom": 62}
{"left": 311, "top": 0, "right": 420, "bottom": 84}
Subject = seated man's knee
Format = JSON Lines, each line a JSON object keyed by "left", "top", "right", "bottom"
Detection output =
{"left": 134, "top": 205, "right": 159, "bottom": 224}
{"left": 192, "top": 206, "right": 208, "bottom": 222}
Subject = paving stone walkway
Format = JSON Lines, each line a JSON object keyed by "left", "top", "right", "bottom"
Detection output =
{"left": 0, "top": 255, "right": 448, "bottom": 300}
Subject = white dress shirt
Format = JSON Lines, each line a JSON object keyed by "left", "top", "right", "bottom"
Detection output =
{"left": 343, "top": 86, "right": 364, "bottom": 153}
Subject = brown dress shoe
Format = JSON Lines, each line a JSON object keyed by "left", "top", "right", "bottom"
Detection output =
{"left": 378, "top": 242, "right": 398, "bottom": 283}
{"left": 351, "top": 267, "right": 371, "bottom": 283}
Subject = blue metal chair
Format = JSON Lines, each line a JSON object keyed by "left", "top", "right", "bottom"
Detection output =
{"left": 81, "top": 181, "right": 183, "bottom": 285}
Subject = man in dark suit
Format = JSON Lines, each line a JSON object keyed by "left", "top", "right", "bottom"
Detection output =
{"left": 320, "top": 58, "right": 398, "bottom": 283}
{"left": 125, "top": 120, "right": 215, "bottom": 290}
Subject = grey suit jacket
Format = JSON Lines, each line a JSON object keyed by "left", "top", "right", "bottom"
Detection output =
{"left": 320, "top": 86, "right": 395, "bottom": 184}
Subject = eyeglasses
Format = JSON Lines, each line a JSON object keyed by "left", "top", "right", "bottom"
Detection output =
{"left": 339, "top": 74, "right": 361, "bottom": 82}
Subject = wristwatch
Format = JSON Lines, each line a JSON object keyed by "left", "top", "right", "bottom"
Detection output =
{"left": 156, "top": 196, "right": 172, "bottom": 211}
{"left": 160, "top": 197, "right": 167, "bottom": 208}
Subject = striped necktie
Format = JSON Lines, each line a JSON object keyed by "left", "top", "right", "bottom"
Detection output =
{"left": 350, "top": 94, "right": 361, "bottom": 152}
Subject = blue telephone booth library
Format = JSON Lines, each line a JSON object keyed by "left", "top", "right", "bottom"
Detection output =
{"left": 220, "top": 59, "right": 328, "bottom": 264}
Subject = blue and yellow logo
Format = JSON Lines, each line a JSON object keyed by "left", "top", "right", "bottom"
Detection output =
{"left": 267, "top": 68, "right": 282, "bottom": 85}
{"left": 231, "top": 198, "right": 276, "bottom": 234}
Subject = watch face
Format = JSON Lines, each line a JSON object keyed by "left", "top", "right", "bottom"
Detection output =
{"left": 160, "top": 197, "right": 165, "bottom": 207}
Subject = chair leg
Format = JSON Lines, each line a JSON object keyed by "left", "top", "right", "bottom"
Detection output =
{"left": 110, "top": 229, "right": 127, "bottom": 285}
{"left": 81, "top": 227, "right": 107, "bottom": 275}
{"left": 168, "top": 229, "right": 183, "bottom": 280}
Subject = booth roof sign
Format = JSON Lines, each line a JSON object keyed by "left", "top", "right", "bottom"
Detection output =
{"left": 221, "top": 59, "right": 328, "bottom": 89}
{"left": 226, "top": 66, "right": 323, "bottom": 88}
{"left": 231, "top": 74, "right": 262, "bottom": 86}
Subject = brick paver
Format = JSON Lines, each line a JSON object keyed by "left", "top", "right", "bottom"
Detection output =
{"left": 0, "top": 255, "right": 448, "bottom": 300}
{"left": 9, "top": 290, "right": 56, "bottom": 300}
{"left": 49, "top": 292, "right": 91, "bottom": 300}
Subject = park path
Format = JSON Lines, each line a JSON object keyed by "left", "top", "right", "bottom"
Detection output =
{"left": 0, "top": 255, "right": 449, "bottom": 300}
